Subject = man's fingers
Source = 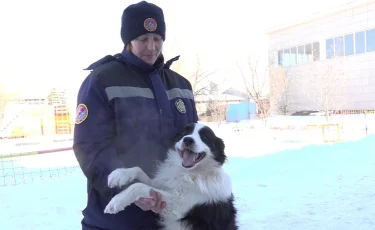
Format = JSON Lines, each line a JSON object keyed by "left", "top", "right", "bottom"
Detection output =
{"left": 150, "top": 190, "right": 157, "bottom": 198}
{"left": 139, "top": 197, "right": 156, "bottom": 207}
{"left": 155, "top": 192, "right": 162, "bottom": 209}
{"left": 151, "top": 192, "right": 166, "bottom": 213}
{"left": 135, "top": 197, "right": 156, "bottom": 211}
{"left": 134, "top": 191, "right": 166, "bottom": 213}
{"left": 134, "top": 200, "right": 148, "bottom": 211}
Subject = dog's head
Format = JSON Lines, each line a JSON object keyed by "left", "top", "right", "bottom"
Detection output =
{"left": 173, "top": 123, "right": 226, "bottom": 169}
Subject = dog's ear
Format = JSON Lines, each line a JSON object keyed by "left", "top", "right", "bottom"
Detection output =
{"left": 214, "top": 137, "right": 225, "bottom": 152}
{"left": 213, "top": 137, "right": 227, "bottom": 165}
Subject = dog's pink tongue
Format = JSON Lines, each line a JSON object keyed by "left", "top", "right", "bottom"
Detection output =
{"left": 182, "top": 151, "right": 195, "bottom": 167}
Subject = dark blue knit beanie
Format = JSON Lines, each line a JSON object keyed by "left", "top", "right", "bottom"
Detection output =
{"left": 121, "top": 1, "right": 166, "bottom": 45}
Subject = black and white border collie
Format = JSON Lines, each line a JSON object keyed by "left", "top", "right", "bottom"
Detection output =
{"left": 104, "top": 123, "right": 238, "bottom": 230}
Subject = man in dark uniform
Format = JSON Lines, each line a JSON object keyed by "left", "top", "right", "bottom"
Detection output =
{"left": 73, "top": 1, "right": 199, "bottom": 229}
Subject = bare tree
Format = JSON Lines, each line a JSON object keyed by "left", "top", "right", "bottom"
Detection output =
{"left": 189, "top": 56, "right": 216, "bottom": 97}
{"left": 236, "top": 56, "right": 272, "bottom": 124}
{"left": 277, "top": 89, "right": 291, "bottom": 115}
{"left": 206, "top": 81, "right": 227, "bottom": 125}
{"left": 303, "top": 59, "right": 346, "bottom": 122}
{"left": 268, "top": 66, "right": 290, "bottom": 115}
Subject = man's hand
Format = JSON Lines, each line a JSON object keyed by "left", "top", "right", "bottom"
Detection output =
{"left": 134, "top": 189, "right": 166, "bottom": 213}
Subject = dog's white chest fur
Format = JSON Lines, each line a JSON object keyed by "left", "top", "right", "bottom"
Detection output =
{"left": 153, "top": 158, "right": 231, "bottom": 220}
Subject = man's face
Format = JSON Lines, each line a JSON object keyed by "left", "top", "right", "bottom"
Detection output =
{"left": 130, "top": 33, "right": 163, "bottom": 65}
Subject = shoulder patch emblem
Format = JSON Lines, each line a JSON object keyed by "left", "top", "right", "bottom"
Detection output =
{"left": 175, "top": 99, "right": 186, "bottom": 114}
{"left": 76, "top": 104, "right": 88, "bottom": 124}
{"left": 144, "top": 18, "right": 157, "bottom": 32}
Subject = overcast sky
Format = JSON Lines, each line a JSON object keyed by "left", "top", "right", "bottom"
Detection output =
{"left": 0, "top": 0, "right": 359, "bottom": 96}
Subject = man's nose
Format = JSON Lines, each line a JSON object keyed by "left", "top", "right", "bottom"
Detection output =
{"left": 147, "top": 39, "right": 155, "bottom": 51}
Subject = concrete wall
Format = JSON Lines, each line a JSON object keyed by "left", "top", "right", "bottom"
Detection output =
{"left": 268, "top": 1, "right": 375, "bottom": 113}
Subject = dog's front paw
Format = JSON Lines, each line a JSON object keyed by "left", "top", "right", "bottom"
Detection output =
{"left": 104, "top": 197, "right": 130, "bottom": 214}
{"left": 108, "top": 168, "right": 136, "bottom": 188}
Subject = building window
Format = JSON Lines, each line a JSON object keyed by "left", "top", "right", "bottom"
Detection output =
{"left": 275, "top": 27, "right": 375, "bottom": 64}
{"left": 326, "top": 39, "right": 334, "bottom": 59}
{"left": 277, "top": 42, "right": 319, "bottom": 67}
{"left": 355, "top": 31, "right": 365, "bottom": 54}
{"left": 282, "top": 49, "right": 290, "bottom": 67}
{"left": 305, "top": 44, "right": 313, "bottom": 62}
{"left": 366, "top": 29, "right": 375, "bottom": 52}
{"left": 278, "top": 50, "right": 283, "bottom": 66}
{"left": 324, "top": 28, "right": 375, "bottom": 57}
{"left": 312, "top": 42, "right": 320, "bottom": 61}
{"left": 326, "top": 36, "right": 344, "bottom": 58}
{"left": 334, "top": 36, "right": 344, "bottom": 56}
{"left": 297, "top": 45, "right": 306, "bottom": 64}
{"left": 273, "top": 51, "right": 278, "bottom": 67}
{"left": 290, "top": 47, "right": 297, "bottom": 66}
{"left": 344, "top": 34, "right": 354, "bottom": 56}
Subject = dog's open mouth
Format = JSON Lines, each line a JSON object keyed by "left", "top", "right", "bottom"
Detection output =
{"left": 178, "top": 148, "right": 206, "bottom": 168}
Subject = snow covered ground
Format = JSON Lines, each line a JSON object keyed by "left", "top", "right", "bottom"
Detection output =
{"left": 1, "top": 122, "right": 375, "bottom": 229}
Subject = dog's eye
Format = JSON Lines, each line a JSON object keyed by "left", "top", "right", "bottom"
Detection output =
{"left": 201, "top": 136, "right": 208, "bottom": 141}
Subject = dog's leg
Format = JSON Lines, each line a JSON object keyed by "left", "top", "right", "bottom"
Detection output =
{"left": 107, "top": 167, "right": 152, "bottom": 188}
{"left": 104, "top": 182, "right": 169, "bottom": 214}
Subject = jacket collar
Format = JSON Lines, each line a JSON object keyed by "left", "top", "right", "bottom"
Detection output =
{"left": 120, "top": 48, "right": 164, "bottom": 73}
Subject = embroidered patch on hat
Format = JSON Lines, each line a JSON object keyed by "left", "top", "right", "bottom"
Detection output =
{"left": 75, "top": 104, "right": 88, "bottom": 124}
{"left": 175, "top": 99, "right": 186, "bottom": 114}
{"left": 144, "top": 18, "right": 157, "bottom": 32}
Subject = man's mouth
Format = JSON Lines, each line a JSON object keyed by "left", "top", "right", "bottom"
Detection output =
{"left": 143, "top": 54, "right": 157, "bottom": 57}
{"left": 178, "top": 148, "right": 206, "bottom": 168}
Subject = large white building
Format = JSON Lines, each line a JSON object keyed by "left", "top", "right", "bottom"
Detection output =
{"left": 266, "top": 0, "right": 375, "bottom": 114}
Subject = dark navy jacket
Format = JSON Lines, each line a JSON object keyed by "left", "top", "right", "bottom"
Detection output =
{"left": 73, "top": 49, "right": 198, "bottom": 230}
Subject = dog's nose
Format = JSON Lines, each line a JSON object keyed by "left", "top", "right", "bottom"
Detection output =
{"left": 183, "top": 137, "right": 194, "bottom": 146}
